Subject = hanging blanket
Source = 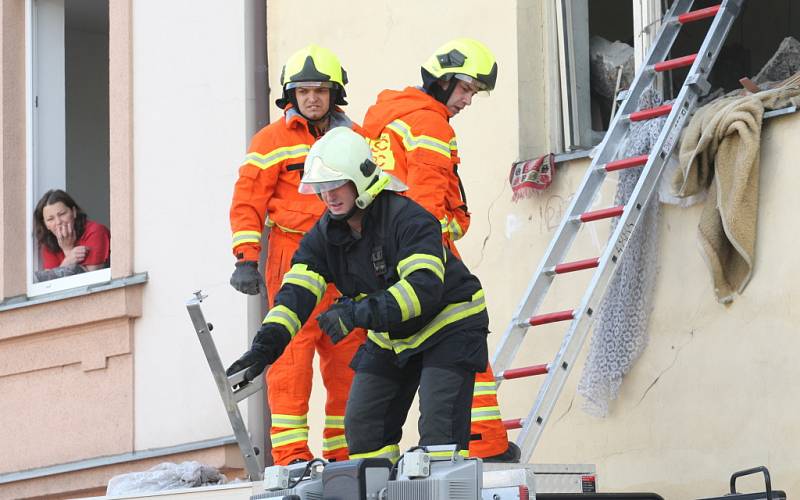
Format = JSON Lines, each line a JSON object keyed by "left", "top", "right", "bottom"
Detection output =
{"left": 671, "top": 84, "right": 800, "bottom": 303}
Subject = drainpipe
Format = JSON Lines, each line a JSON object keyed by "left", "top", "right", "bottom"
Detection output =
{"left": 244, "top": 0, "right": 270, "bottom": 470}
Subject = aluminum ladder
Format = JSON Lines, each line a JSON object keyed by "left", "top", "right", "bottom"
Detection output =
{"left": 491, "top": 0, "right": 745, "bottom": 463}
{"left": 186, "top": 291, "right": 265, "bottom": 480}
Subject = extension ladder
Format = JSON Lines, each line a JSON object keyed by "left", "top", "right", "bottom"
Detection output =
{"left": 491, "top": 0, "right": 745, "bottom": 463}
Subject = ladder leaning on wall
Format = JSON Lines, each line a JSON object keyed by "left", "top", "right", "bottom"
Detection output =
{"left": 491, "top": 0, "right": 746, "bottom": 463}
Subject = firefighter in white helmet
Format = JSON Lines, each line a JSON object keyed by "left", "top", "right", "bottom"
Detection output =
{"left": 228, "top": 127, "right": 491, "bottom": 461}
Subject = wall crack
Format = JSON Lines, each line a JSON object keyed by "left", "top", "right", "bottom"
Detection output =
{"left": 634, "top": 330, "right": 695, "bottom": 407}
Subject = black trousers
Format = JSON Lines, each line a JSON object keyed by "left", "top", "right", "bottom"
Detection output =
{"left": 344, "top": 330, "right": 486, "bottom": 456}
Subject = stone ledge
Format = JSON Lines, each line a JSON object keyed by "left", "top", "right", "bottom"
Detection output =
{"left": 0, "top": 274, "right": 146, "bottom": 341}
{"left": 0, "top": 442, "right": 245, "bottom": 500}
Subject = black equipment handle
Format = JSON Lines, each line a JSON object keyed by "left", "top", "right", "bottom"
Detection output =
{"left": 730, "top": 466, "right": 773, "bottom": 500}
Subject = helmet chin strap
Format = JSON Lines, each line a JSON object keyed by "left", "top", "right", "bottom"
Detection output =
{"left": 289, "top": 88, "right": 339, "bottom": 135}
{"left": 316, "top": 192, "right": 360, "bottom": 222}
{"left": 429, "top": 77, "right": 458, "bottom": 108}
{"left": 329, "top": 205, "right": 359, "bottom": 221}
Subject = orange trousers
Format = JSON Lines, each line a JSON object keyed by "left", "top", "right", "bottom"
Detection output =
{"left": 468, "top": 362, "right": 509, "bottom": 458}
{"left": 446, "top": 240, "right": 510, "bottom": 459}
{"left": 265, "top": 230, "right": 366, "bottom": 465}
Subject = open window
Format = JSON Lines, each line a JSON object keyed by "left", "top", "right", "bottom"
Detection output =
{"left": 555, "top": 0, "right": 660, "bottom": 151}
{"left": 27, "top": 0, "right": 110, "bottom": 296}
{"left": 667, "top": 0, "right": 800, "bottom": 99}
{"left": 554, "top": 0, "right": 799, "bottom": 154}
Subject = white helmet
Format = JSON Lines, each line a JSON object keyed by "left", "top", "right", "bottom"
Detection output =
{"left": 299, "top": 127, "right": 407, "bottom": 209}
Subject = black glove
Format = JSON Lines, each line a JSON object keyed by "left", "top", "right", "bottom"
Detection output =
{"left": 317, "top": 298, "right": 357, "bottom": 345}
{"left": 226, "top": 326, "right": 291, "bottom": 386}
{"left": 230, "top": 261, "right": 264, "bottom": 295}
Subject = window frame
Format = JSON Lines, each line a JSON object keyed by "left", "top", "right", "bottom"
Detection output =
{"left": 554, "top": 0, "right": 663, "bottom": 152}
{"left": 25, "top": 0, "right": 112, "bottom": 297}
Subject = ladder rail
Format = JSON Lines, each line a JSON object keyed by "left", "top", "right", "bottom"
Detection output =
{"left": 186, "top": 294, "right": 264, "bottom": 480}
{"left": 491, "top": 0, "right": 696, "bottom": 379}
{"left": 513, "top": 0, "right": 746, "bottom": 462}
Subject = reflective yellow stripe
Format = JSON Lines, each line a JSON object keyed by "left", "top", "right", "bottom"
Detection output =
{"left": 232, "top": 230, "right": 261, "bottom": 248}
{"left": 448, "top": 219, "right": 464, "bottom": 240}
{"left": 368, "top": 290, "right": 486, "bottom": 354}
{"left": 244, "top": 144, "right": 310, "bottom": 170}
{"left": 449, "top": 138, "right": 458, "bottom": 151}
{"left": 397, "top": 253, "right": 445, "bottom": 282}
{"left": 350, "top": 444, "right": 400, "bottom": 463}
{"left": 368, "top": 331, "right": 393, "bottom": 350}
{"left": 471, "top": 405, "right": 502, "bottom": 422}
{"left": 271, "top": 414, "right": 308, "bottom": 428}
{"left": 428, "top": 449, "right": 469, "bottom": 460}
{"left": 322, "top": 434, "right": 348, "bottom": 452}
{"left": 324, "top": 415, "right": 345, "bottom": 429}
{"left": 439, "top": 216, "right": 449, "bottom": 234}
{"left": 271, "top": 428, "right": 309, "bottom": 447}
{"left": 386, "top": 120, "right": 451, "bottom": 158}
{"left": 283, "top": 264, "right": 326, "bottom": 302}
{"left": 387, "top": 280, "right": 422, "bottom": 321}
{"left": 263, "top": 305, "right": 302, "bottom": 337}
{"left": 473, "top": 381, "right": 497, "bottom": 396}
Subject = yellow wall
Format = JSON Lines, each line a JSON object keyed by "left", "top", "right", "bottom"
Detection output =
{"left": 268, "top": 1, "right": 799, "bottom": 498}
{"left": 529, "top": 112, "right": 800, "bottom": 498}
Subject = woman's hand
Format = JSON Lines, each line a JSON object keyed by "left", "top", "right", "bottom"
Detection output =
{"left": 61, "top": 245, "right": 88, "bottom": 266}
{"left": 55, "top": 223, "right": 77, "bottom": 252}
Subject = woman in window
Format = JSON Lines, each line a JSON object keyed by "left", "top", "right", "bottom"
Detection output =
{"left": 33, "top": 189, "right": 110, "bottom": 282}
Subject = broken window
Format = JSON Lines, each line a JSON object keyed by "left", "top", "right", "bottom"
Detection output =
{"left": 556, "top": 0, "right": 661, "bottom": 151}
{"left": 668, "top": 0, "right": 800, "bottom": 100}
{"left": 556, "top": 0, "right": 800, "bottom": 154}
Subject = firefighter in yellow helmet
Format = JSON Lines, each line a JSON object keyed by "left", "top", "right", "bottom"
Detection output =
{"left": 362, "top": 38, "right": 519, "bottom": 462}
{"left": 228, "top": 44, "right": 366, "bottom": 465}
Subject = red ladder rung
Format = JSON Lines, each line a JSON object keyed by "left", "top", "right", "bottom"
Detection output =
{"left": 605, "top": 154, "right": 648, "bottom": 172}
{"left": 503, "top": 418, "right": 523, "bottom": 430}
{"left": 529, "top": 309, "right": 574, "bottom": 326}
{"left": 629, "top": 104, "right": 673, "bottom": 122}
{"left": 580, "top": 205, "right": 624, "bottom": 222}
{"left": 654, "top": 53, "right": 697, "bottom": 72}
{"left": 678, "top": 5, "right": 720, "bottom": 24}
{"left": 502, "top": 364, "right": 549, "bottom": 380}
{"left": 555, "top": 257, "right": 599, "bottom": 274}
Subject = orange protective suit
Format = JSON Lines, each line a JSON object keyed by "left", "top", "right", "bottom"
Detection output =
{"left": 362, "top": 87, "right": 509, "bottom": 459}
{"left": 230, "top": 105, "right": 366, "bottom": 464}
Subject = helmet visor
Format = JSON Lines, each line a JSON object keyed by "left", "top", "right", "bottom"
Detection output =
{"left": 453, "top": 74, "right": 490, "bottom": 95}
{"left": 299, "top": 178, "right": 349, "bottom": 195}
{"left": 286, "top": 81, "right": 336, "bottom": 90}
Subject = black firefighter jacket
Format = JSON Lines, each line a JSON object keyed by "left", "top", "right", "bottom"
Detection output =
{"left": 263, "top": 191, "right": 489, "bottom": 365}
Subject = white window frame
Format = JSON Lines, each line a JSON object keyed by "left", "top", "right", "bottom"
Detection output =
{"left": 554, "top": 0, "right": 663, "bottom": 152}
{"left": 25, "top": 0, "right": 112, "bottom": 297}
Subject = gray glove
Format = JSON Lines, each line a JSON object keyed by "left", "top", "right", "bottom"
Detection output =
{"left": 230, "top": 261, "right": 264, "bottom": 295}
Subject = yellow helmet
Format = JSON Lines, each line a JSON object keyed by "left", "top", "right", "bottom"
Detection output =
{"left": 276, "top": 44, "right": 349, "bottom": 109}
{"left": 421, "top": 38, "right": 498, "bottom": 93}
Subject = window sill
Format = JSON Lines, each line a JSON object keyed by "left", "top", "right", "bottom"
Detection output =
{"left": 0, "top": 272, "right": 148, "bottom": 344}
{"left": 0, "top": 272, "right": 147, "bottom": 313}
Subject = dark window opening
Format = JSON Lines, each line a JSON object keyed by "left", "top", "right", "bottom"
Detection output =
{"left": 668, "top": 0, "right": 800, "bottom": 100}
{"left": 65, "top": 0, "right": 110, "bottom": 228}
{"left": 588, "top": 1, "right": 634, "bottom": 133}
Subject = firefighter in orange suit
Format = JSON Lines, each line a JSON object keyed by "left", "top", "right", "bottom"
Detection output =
{"left": 362, "top": 38, "right": 519, "bottom": 462}
{"left": 229, "top": 44, "right": 366, "bottom": 465}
